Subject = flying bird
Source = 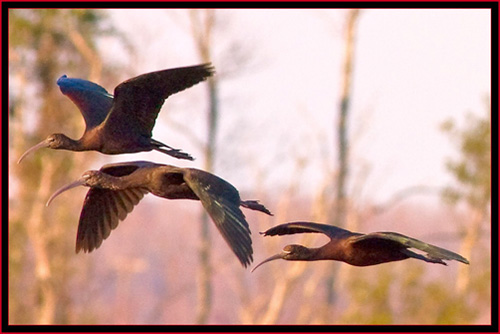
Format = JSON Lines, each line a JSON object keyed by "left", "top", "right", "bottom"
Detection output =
{"left": 252, "top": 221, "right": 469, "bottom": 271}
{"left": 18, "top": 64, "right": 215, "bottom": 163}
{"left": 46, "top": 161, "right": 272, "bottom": 268}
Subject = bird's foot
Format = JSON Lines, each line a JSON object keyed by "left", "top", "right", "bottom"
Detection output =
{"left": 241, "top": 200, "right": 273, "bottom": 216}
{"left": 155, "top": 146, "right": 195, "bottom": 161}
{"left": 167, "top": 149, "right": 195, "bottom": 161}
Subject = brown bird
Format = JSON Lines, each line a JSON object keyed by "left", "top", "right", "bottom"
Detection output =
{"left": 18, "top": 64, "right": 215, "bottom": 163}
{"left": 252, "top": 221, "right": 469, "bottom": 271}
{"left": 46, "top": 161, "right": 272, "bottom": 267}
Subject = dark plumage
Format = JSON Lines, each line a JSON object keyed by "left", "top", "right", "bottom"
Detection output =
{"left": 252, "top": 221, "right": 469, "bottom": 271}
{"left": 18, "top": 64, "right": 215, "bottom": 163}
{"left": 46, "top": 161, "right": 272, "bottom": 268}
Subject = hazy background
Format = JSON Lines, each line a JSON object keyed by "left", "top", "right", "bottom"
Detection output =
{"left": 8, "top": 8, "right": 492, "bottom": 325}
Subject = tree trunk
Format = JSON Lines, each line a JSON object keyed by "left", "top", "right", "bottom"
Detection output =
{"left": 324, "top": 8, "right": 361, "bottom": 317}
{"left": 333, "top": 8, "right": 360, "bottom": 227}
{"left": 9, "top": 9, "right": 111, "bottom": 324}
{"left": 189, "top": 9, "right": 217, "bottom": 324}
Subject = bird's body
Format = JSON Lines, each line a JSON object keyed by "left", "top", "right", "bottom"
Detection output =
{"left": 252, "top": 222, "right": 469, "bottom": 271}
{"left": 47, "top": 161, "right": 272, "bottom": 268}
{"left": 18, "top": 64, "right": 215, "bottom": 162}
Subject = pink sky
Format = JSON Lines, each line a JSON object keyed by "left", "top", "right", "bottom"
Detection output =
{"left": 95, "top": 9, "right": 491, "bottom": 205}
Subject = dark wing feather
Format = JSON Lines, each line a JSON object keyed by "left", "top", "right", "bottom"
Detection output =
{"left": 76, "top": 187, "right": 149, "bottom": 253}
{"left": 183, "top": 168, "right": 253, "bottom": 267}
{"left": 262, "top": 221, "right": 353, "bottom": 239}
{"left": 106, "top": 64, "right": 214, "bottom": 137}
{"left": 99, "top": 161, "right": 157, "bottom": 177}
{"left": 57, "top": 75, "right": 113, "bottom": 130}
{"left": 351, "top": 232, "right": 469, "bottom": 264}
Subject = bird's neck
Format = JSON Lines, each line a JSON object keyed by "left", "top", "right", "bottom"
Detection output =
{"left": 96, "top": 174, "right": 131, "bottom": 191}
{"left": 56, "top": 135, "right": 86, "bottom": 152}
{"left": 307, "top": 247, "right": 325, "bottom": 261}
{"left": 290, "top": 247, "right": 324, "bottom": 261}
{"left": 318, "top": 240, "right": 350, "bottom": 262}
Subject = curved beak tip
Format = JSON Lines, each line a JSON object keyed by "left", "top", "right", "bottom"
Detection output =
{"left": 17, "top": 140, "right": 49, "bottom": 164}
{"left": 46, "top": 196, "right": 56, "bottom": 207}
{"left": 250, "top": 253, "right": 284, "bottom": 273}
{"left": 46, "top": 193, "right": 58, "bottom": 207}
{"left": 17, "top": 153, "right": 28, "bottom": 164}
{"left": 250, "top": 264, "right": 262, "bottom": 273}
{"left": 46, "top": 179, "right": 85, "bottom": 207}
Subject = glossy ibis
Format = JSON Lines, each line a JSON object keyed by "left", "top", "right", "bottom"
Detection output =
{"left": 252, "top": 221, "right": 469, "bottom": 271}
{"left": 46, "top": 161, "right": 272, "bottom": 267}
{"left": 18, "top": 64, "right": 215, "bottom": 163}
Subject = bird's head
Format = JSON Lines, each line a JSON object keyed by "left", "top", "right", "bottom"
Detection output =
{"left": 17, "top": 134, "right": 73, "bottom": 163}
{"left": 251, "top": 244, "right": 312, "bottom": 272}
{"left": 45, "top": 133, "right": 70, "bottom": 148}
{"left": 46, "top": 170, "right": 101, "bottom": 207}
{"left": 79, "top": 170, "right": 103, "bottom": 186}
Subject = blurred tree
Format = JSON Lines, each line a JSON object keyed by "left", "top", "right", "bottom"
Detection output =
{"left": 188, "top": 9, "right": 218, "bottom": 324}
{"left": 340, "top": 267, "right": 394, "bottom": 324}
{"left": 248, "top": 9, "right": 364, "bottom": 325}
{"left": 184, "top": 9, "right": 256, "bottom": 323}
{"left": 333, "top": 9, "right": 360, "bottom": 227}
{"left": 397, "top": 263, "right": 479, "bottom": 324}
{"left": 441, "top": 100, "right": 491, "bottom": 294}
{"left": 253, "top": 159, "right": 309, "bottom": 324}
{"left": 442, "top": 105, "right": 491, "bottom": 291}
{"left": 323, "top": 8, "right": 361, "bottom": 319}
{"left": 9, "top": 9, "right": 123, "bottom": 324}
{"left": 441, "top": 100, "right": 491, "bottom": 210}
{"left": 342, "top": 101, "right": 492, "bottom": 325}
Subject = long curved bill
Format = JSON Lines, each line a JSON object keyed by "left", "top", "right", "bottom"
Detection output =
{"left": 251, "top": 253, "right": 285, "bottom": 273}
{"left": 46, "top": 178, "right": 86, "bottom": 207}
{"left": 17, "top": 139, "right": 50, "bottom": 164}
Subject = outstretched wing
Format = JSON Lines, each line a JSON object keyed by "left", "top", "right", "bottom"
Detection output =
{"left": 262, "top": 221, "right": 353, "bottom": 239}
{"left": 351, "top": 232, "right": 469, "bottom": 264}
{"left": 76, "top": 187, "right": 149, "bottom": 253}
{"left": 57, "top": 75, "right": 113, "bottom": 130}
{"left": 106, "top": 64, "right": 215, "bottom": 137}
{"left": 183, "top": 168, "right": 253, "bottom": 267}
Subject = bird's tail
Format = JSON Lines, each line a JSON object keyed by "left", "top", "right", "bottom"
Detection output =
{"left": 240, "top": 200, "right": 273, "bottom": 216}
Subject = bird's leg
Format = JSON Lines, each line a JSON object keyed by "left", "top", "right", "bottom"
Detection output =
{"left": 240, "top": 200, "right": 273, "bottom": 216}
{"left": 151, "top": 139, "right": 195, "bottom": 161}
{"left": 401, "top": 249, "right": 447, "bottom": 265}
{"left": 154, "top": 146, "right": 194, "bottom": 160}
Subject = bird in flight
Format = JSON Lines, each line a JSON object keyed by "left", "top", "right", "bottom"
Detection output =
{"left": 46, "top": 161, "right": 272, "bottom": 268}
{"left": 18, "top": 64, "right": 215, "bottom": 163}
{"left": 252, "top": 221, "right": 469, "bottom": 271}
